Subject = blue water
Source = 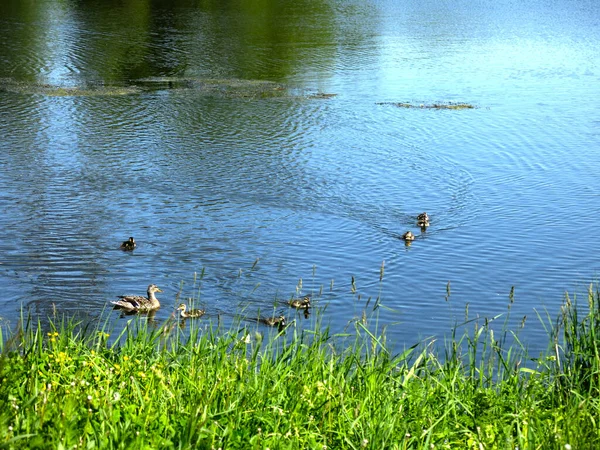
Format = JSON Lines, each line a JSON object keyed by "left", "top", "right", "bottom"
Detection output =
{"left": 0, "top": 0, "right": 599, "bottom": 354}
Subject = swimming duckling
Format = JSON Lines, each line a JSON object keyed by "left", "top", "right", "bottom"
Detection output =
{"left": 120, "top": 237, "right": 136, "bottom": 251}
{"left": 260, "top": 315, "right": 287, "bottom": 331}
{"left": 111, "top": 284, "right": 162, "bottom": 312}
{"left": 288, "top": 296, "right": 311, "bottom": 309}
{"left": 417, "top": 212, "right": 430, "bottom": 228}
{"left": 177, "top": 303, "right": 205, "bottom": 318}
{"left": 401, "top": 231, "right": 415, "bottom": 241}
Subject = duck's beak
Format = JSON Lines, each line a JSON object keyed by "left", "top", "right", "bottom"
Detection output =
{"left": 156, "top": 288, "right": 163, "bottom": 293}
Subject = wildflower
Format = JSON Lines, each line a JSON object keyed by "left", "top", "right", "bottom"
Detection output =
{"left": 8, "top": 426, "right": 12, "bottom": 432}
{"left": 565, "top": 445, "right": 572, "bottom": 450}
{"left": 87, "top": 395, "right": 93, "bottom": 401}
{"left": 271, "top": 406, "right": 284, "bottom": 416}
{"left": 361, "top": 439, "right": 368, "bottom": 447}
{"left": 123, "top": 356, "right": 130, "bottom": 361}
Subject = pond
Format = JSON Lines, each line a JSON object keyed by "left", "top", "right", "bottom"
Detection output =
{"left": 1, "top": 0, "right": 599, "bottom": 354}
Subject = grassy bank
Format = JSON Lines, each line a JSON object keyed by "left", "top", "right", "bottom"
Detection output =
{"left": 0, "top": 287, "right": 599, "bottom": 449}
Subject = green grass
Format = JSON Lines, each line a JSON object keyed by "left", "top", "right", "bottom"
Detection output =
{"left": 0, "top": 285, "right": 599, "bottom": 449}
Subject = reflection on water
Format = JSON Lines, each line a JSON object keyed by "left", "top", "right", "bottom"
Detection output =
{"left": 1, "top": 0, "right": 599, "bottom": 354}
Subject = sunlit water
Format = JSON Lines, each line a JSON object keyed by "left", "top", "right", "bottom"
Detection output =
{"left": 1, "top": 0, "right": 599, "bottom": 354}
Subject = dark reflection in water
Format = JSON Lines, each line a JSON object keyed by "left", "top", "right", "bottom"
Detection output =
{"left": 1, "top": 0, "right": 599, "bottom": 355}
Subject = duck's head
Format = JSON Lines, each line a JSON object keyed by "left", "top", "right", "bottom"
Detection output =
{"left": 128, "top": 237, "right": 135, "bottom": 243}
{"left": 177, "top": 303, "right": 186, "bottom": 312}
{"left": 148, "top": 284, "right": 163, "bottom": 294}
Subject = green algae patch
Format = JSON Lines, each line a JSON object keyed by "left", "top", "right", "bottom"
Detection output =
{"left": 0, "top": 76, "right": 338, "bottom": 100}
{"left": 306, "top": 92, "right": 337, "bottom": 99}
{"left": 378, "top": 101, "right": 477, "bottom": 110}
{"left": 0, "top": 79, "right": 140, "bottom": 97}
{"left": 134, "top": 76, "right": 289, "bottom": 98}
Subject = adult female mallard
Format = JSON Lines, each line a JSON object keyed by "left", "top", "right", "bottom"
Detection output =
{"left": 120, "top": 237, "right": 137, "bottom": 251}
{"left": 111, "top": 284, "right": 162, "bottom": 312}
{"left": 417, "top": 212, "right": 430, "bottom": 228}
{"left": 177, "top": 303, "right": 205, "bottom": 318}
{"left": 401, "top": 231, "right": 415, "bottom": 241}
{"left": 288, "top": 296, "right": 311, "bottom": 309}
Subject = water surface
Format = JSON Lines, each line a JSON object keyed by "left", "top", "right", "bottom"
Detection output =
{"left": 1, "top": 0, "right": 599, "bottom": 354}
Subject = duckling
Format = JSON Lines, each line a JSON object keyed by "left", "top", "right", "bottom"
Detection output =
{"left": 401, "top": 231, "right": 415, "bottom": 241}
{"left": 288, "top": 296, "right": 311, "bottom": 309}
{"left": 177, "top": 303, "right": 205, "bottom": 318}
{"left": 417, "top": 212, "right": 430, "bottom": 228}
{"left": 111, "top": 284, "right": 162, "bottom": 312}
{"left": 260, "top": 315, "right": 287, "bottom": 331}
{"left": 120, "top": 237, "right": 136, "bottom": 251}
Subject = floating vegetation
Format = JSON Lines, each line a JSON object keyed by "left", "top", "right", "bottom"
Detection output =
{"left": 0, "top": 78, "right": 140, "bottom": 97}
{"left": 134, "top": 76, "right": 290, "bottom": 99}
{"left": 377, "top": 101, "right": 477, "bottom": 110}
{"left": 0, "top": 76, "right": 337, "bottom": 101}
{"left": 306, "top": 92, "right": 337, "bottom": 99}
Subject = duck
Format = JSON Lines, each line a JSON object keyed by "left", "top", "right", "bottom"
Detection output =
{"left": 177, "top": 303, "right": 205, "bottom": 318}
{"left": 288, "top": 296, "right": 311, "bottom": 309}
{"left": 260, "top": 315, "right": 287, "bottom": 331}
{"left": 417, "top": 212, "right": 430, "bottom": 228}
{"left": 111, "top": 284, "right": 162, "bottom": 312}
{"left": 401, "top": 231, "right": 415, "bottom": 241}
{"left": 120, "top": 237, "right": 137, "bottom": 251}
